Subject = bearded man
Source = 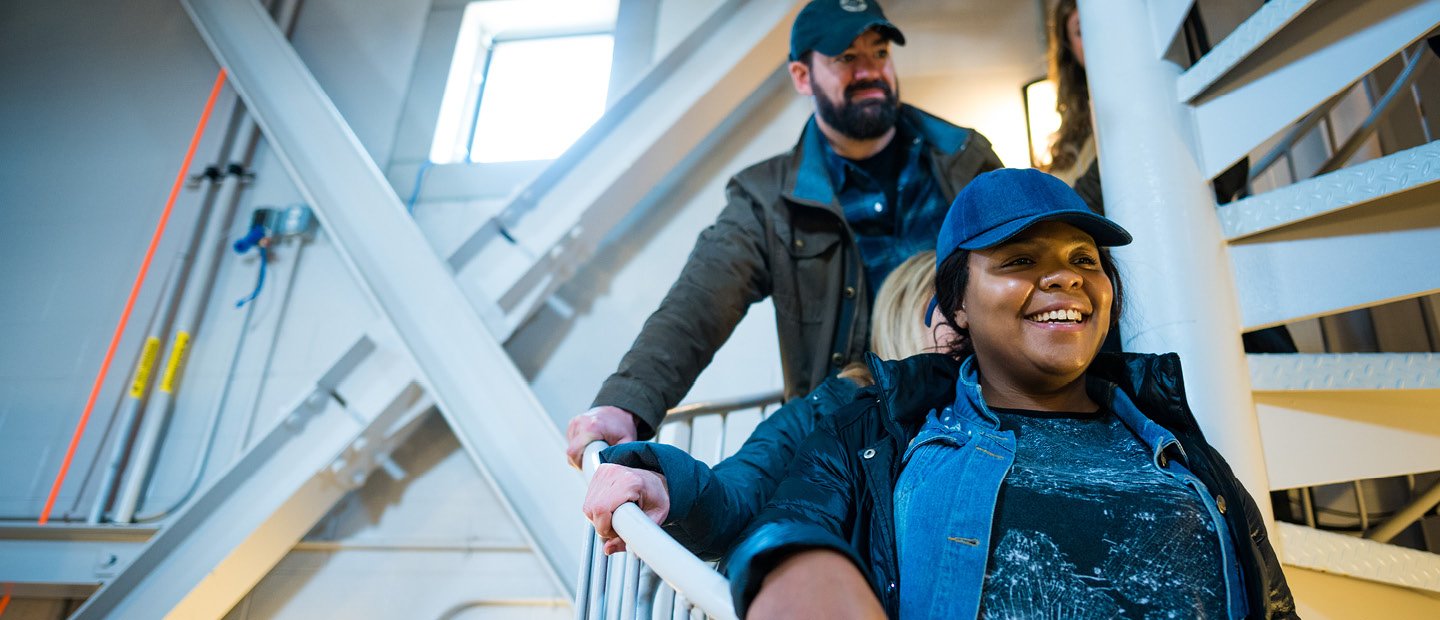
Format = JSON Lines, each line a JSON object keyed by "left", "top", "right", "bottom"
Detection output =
{"left": 567, "top": 0, "right": 1002, "bottom": 463}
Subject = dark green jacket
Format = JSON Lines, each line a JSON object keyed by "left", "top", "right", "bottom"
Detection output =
{"left": 593, "top": 105, "right": 1002, "bottom": 437}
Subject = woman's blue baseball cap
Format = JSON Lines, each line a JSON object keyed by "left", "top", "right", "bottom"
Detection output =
{"left": 936, "top": 167, "right": 1131, "bottom": 266}
{"left": 924, "top": 168, "right": 1132, "bottom": 325}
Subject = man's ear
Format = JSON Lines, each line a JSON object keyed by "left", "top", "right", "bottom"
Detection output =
{"left": 788, "top": 60, "right": 812, "bottom": 96}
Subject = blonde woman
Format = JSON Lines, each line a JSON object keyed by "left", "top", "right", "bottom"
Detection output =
{"left": 583, "top": 251, "right": 955, "bottom": 559}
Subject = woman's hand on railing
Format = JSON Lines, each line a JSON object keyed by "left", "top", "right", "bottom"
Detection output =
{"left": 582, "top": 462, "right": 671, "bottom": 555}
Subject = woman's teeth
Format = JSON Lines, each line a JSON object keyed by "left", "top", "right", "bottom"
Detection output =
{"left": 1027, "top": 309, "right": 1084, "bottom": 323}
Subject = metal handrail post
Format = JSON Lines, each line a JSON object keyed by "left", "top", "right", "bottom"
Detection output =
{"left": 1315, "top": 43, "right": 1431, "bottom": 175}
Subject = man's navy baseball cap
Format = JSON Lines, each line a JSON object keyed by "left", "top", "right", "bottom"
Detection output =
{"left": 790, "top": 0, "right": 906, "bottom": 62}
{"left": 925, "top": 168, "right": 1132, "bottom": 325}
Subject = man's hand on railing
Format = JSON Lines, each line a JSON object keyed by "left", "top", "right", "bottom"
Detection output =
{"left": 566, "top": 405, "right": 639, "bottom": 468}
{"left": 582, "top": 463, "right": 670, "bottom": 555}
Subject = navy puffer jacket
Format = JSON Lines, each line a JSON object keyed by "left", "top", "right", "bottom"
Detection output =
{"left": 600, "top": 375, "right": 862, "bottom": 560}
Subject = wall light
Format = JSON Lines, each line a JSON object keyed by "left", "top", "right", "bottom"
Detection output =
{"left": 1022, "top": 77, "right": 1061, "bottom": 169}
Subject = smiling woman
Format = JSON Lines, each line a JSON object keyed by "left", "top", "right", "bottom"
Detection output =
{"left": 725, "top": 169, "right": 1298, "bottom": 619}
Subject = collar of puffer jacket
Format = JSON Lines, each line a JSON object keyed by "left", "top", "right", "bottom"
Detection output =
{"left": 864, "top": 351, "right": 1195, "bottom": 435}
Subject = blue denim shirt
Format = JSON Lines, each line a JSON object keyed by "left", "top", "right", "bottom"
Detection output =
{"left": 812, "top": 117, "right": 949, "bottom": 298}
{"left": 893, "top": 357, "right": 1248, "bottom": 619}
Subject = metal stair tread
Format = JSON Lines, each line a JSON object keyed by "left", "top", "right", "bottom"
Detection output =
{"left": 1248, "top": 353, "right": 1440, "bottom": 391}
{"left": 1177, "top": 0, "right": 1319, "bottom": 103}
{"left": 1278, "top": 522, "right": 1440, "bottom": 593}
{"left": 1221, "top": 141, "right": 1440, "bottom": 241}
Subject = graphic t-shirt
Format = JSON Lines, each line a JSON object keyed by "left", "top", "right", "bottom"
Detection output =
{"left": 979, "top": 406, "right": 1228, "bottom": 619}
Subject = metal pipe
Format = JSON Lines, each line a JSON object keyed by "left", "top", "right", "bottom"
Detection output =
{"left": 1366, "top": 477, "right": 1440, "bottom": 543}
{"left": 1316, "top": 43, "right": 1431, "bottom": 175}
{"left": 110, "top": 169, "right": 246, "bottom": 523}
{"left": 136, "top": 246, "right": 261, "bottom": 520}
{"left": 1081, "top": 0, "right": 1275, "bottom": 527}
{"left": 110, "top": 0, "right": 304, "bottom": 525}
{"left": 83, "top": 130, "right": 237, "bottom": 525}
{"left": 88, "top": 0, "right": 296, "bottom": 525}
{"left": 134, "top": 234, "right": 307, "bottom": 523}
{"left": 88, "top": 256, "right": 190, "bottom": 523}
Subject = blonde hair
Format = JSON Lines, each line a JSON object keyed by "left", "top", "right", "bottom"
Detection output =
{"left": 838, "top": 251, "right": 939, "bottom": 387}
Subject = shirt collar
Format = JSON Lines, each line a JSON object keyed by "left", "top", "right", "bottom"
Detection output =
{"left": 792, "top": 109, "right": 927, "bottom": 206}
{"left": 950, "top": 356, "right": 1189, "bottom": 469}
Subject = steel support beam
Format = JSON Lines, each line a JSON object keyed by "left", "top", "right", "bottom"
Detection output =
{"left": 70, "top": 336, "right": 435, "bottom": 619}
{"left": 1081, "top": 0, "right": 1274, "bottom": 524}
{"left": 1190, "top": 0, "right": 1440, "bottom": 178}
{"left": 180, "top": 0, "right": 585, "bottom": 592}
{"left": 0, "top": 526, "right": 151, "bottom": 599}
{"left": 445, "top": 0, "right": 803, "bottom": 340}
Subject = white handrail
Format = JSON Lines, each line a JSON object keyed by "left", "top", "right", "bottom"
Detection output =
{"left": 581, "top": 441, "right": 738, "bottom": 620}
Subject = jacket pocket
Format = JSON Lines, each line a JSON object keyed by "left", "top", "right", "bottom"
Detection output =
{"left": 771, "top": 219, "right": 842, "bottom": 325}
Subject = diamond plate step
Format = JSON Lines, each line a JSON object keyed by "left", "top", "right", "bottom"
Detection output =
{"left": 1177, "top": 0, "right": 1319, "bottom": 102}
{"left": 1249, "top": 353, "right": 1440, "bottom": 391}
{"left": 1221, "top": 141, "right": 1440, "bottom": 241}
{"left": 1279, "top": 522, "right": 1440, "bottom": 593}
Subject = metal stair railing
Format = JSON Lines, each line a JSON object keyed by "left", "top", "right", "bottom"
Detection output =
{"left": 575, "top": 391, "right": 783, "bottom": 620}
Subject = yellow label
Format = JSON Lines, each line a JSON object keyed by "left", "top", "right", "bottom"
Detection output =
{"left": 159, "top": 331, "right": 192, "bottom": 394}
{"left": 128, "top": 337, "right": 162, "bottom": 399}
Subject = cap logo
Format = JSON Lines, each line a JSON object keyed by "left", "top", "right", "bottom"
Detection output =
{"left": 840, "top": 0, "right": 868, "bottom": 12}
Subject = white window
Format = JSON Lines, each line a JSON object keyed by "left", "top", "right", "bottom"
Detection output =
{"left": 430, "top": 0, "right": 618, "bottom": 164}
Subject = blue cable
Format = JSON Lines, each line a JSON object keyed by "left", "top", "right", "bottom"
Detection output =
{"left": 406, "top": 161, "right": 433, "bottom": 213}
{"left": 235, "top": 246, "right": 268, "bottom": 308}
{"left": 234, "top": 224, "right": 269, "bottom": 308}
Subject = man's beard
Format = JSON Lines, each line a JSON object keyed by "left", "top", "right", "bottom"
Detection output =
{"left": 813, "top": 78, "right": 900, "bottom": 140}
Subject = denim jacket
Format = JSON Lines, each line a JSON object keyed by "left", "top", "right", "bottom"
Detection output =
{"left": 726, "top": 352, "right": 1296, "bottom": 619}
{"left": 893, "top": 357, "right": 1248, "bottom": 618}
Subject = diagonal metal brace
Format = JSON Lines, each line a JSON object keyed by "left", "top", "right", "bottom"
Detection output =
{"left": 179, "top": 0, "right": 586, "bottom": 593}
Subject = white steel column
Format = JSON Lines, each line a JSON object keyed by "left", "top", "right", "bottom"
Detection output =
{"left": 1079, "top": 0, "right": 1274, "bottom": 524}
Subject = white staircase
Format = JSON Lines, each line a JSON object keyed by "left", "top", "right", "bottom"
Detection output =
{"left": 1089, "top": 0, "right": 1440, "bottom": 606}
